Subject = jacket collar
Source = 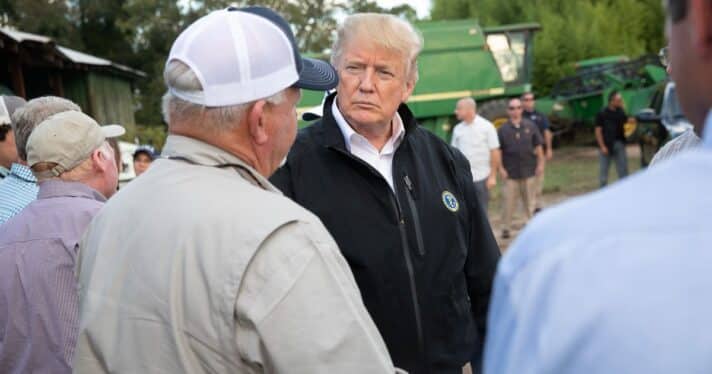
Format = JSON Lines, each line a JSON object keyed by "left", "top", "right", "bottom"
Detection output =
{"left": 161, "top": 134, "right": 277, "bottom": 192}
{"left": 318, "top": 92, "right": 419, "bottom": 150}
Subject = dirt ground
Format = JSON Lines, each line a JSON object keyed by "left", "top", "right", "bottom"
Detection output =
{"left": 486, "top": 145, "right": 642, "bottom": 251}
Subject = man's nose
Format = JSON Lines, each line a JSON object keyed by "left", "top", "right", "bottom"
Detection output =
{"left": 358, "top": 69, "right": 375, "bottom": 92}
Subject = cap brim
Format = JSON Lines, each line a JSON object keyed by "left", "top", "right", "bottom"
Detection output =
{"left": 293, "top": 58, "right": 338, "bottom": 91}
{"left": 101, "top": 124, "right": 126, "bottom": 139}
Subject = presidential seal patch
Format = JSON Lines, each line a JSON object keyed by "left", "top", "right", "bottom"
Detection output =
{"left": 442, "top": 190, "right": 459, "bottom": 212}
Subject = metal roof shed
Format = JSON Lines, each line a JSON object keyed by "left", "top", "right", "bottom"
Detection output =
{"left": 0, "top": 27, "right": 146, "bottom": 125}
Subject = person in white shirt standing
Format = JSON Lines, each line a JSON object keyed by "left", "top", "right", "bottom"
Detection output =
{"left": 451, "top": 97, "right": 501, "bottom": 211}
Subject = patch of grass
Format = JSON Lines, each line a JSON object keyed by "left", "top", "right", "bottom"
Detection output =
{"left": 544, "top": 146, "right": 642, "bottom": 195}
{"left": 487, "top": 145, "right": 643, "bottom": 214}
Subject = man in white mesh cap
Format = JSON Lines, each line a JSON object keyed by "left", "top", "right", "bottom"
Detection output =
{"left": 73, "top": 6, "right": 398, "bottom": 374}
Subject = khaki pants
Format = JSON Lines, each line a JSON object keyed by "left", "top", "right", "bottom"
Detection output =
{"left": 502, "top": 177, "right": 535, "bottom": 231}
{"left": 533, "top": 172, "right": 545, "bottom": 210}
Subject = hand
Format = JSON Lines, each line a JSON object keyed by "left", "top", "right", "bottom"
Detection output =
{"left": 546, "top": 148, "right": 553, "bottom": 160}
{"left": 486, "top": 175, "right": 497, "bottom": 189}
{"left": 536, "top": 164, "right": 544, "bottom": 176}
{"left": 600, "top": 146, "right": 609, "bottom": 156}
{"left": 499, "top": 168, "right": 508, "bottom": 180}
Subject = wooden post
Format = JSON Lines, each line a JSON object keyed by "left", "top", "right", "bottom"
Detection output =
{"left": 8, "top": 56, "right": 25, "bottom": 98}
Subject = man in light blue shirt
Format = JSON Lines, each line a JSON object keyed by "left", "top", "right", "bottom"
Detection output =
{"left": 0, "top": 96, "right": 80, "bottom": 224}
{"left": 484, "top": 1, "right": 712, "bottom": 373}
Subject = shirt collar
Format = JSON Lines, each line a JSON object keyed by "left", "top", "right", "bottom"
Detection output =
{"left": 160, "top": 134, "right": 278, "bottom": 192}
{"left": 9, "top": 163, "right": 37, "bottom": 183}
{"left": 37, "top": 179, "right": 107, "bottom": 202}
{"left": 703, "top": 110, "right": 712, "bottom": 148}
{"left": 0, "top": 166, "right": 9, "bottom": 178}
{"left": 331, "top": 97, "right": 406, "bottom": 153}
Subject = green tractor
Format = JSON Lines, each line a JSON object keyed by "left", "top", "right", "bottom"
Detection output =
{"left": 535, "top": 55, "right": 668, "bottom": 164}
{"left": 296, "top": 19, "right": 541, "bottom": 140}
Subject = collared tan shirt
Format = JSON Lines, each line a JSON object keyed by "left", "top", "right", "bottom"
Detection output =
{"left": 74, "top": 135, "right": 396, "bottom": 373}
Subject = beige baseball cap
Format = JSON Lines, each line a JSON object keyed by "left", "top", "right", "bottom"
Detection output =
{"left": 27, "top": 110, "right": 125, "bottom": 177}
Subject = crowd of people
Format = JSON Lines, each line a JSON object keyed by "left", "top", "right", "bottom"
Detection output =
{"left": 0, "top": 0, "right": 709, "bottom": 373}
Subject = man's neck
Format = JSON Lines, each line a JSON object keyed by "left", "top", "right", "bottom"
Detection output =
{"left": 511, "top": 119, "right": 522, "bottom": 127}
{"left": 608, "top": 104, "right": 617, "bottom": 111}
{"left": 169, "top": 127, "right": 267, "bottom": 177}
{"left": 464, "top": 116, "right": 476, "bottom": 124}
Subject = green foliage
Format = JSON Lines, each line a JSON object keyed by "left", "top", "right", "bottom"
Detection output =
{"left": 122, "top": 123, "right": 168, "bottom": 150}
{"left": 431, "top": 0, "right": 665, "bottom": 95}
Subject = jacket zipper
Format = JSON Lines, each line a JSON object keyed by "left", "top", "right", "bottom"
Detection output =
{"left": 388, "top": 191, "right": 427, "bottom": 368}
{"left": 329, "top": 147, "right": 427, "bottom": 367}
{"left": 403, "top": 174, "right": 425, "bottom": 256}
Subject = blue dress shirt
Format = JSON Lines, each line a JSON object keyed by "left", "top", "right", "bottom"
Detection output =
{"left": 0, "top": 163, "right": 38, "bottom": 225}
{"left": 485, "top": 111, "right": 712, "bottom": 374}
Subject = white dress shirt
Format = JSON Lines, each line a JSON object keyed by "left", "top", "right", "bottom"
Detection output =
{"left": 332, "top": 98, "right": 405, "bottom": 190}
{"left": 450, "top": 115, "right": 500, "bottom": 181}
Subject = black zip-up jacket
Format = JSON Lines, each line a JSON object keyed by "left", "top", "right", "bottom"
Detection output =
{"left": 271, "top": 95, "right": 500, "bottom": 374}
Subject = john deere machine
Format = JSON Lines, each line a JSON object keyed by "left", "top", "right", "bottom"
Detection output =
{"left": 296, "top": 19, "right": 541, "bottom": 138}
{"left": 535, "top": 55, "right": 669, "bottom": 165}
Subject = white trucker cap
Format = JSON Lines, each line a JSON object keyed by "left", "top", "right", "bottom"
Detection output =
{"left": 166, "top": 6, "right": 338, "bottom": 107}
{"left": 26, "top": 111, "right": 125, "bottom": 177}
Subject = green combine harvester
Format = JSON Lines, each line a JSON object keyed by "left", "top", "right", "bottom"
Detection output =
{"left": 297, "top": 19, "right": 541, "bottom": 138}
{"left": 536, "top": 55, "right": 669, "bottom": 165}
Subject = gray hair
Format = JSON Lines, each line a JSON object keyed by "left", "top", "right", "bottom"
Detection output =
{"left": 458, "top": 97, "right": 477, "bottom": 111}
{"left": 331, "top": 13, "right": 423, "bottom": 84}
{"left": 33, "top": 141, "right": 114, "bottom": 182}
{"left": 11, "top": 96, "right": 81, "bottom": 161}
{"left": 162, "top": 60, "right": 284, "bottom": 132}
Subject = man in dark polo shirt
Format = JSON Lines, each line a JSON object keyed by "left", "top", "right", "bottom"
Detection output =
{"left": 521, "top": 92, "right": 551, "bottom": 213}
{"left": 595, "top": 91, "right": 629, "bottom": 187}
{"left": 498, "top": 98, "right": 544, "bottom": 239}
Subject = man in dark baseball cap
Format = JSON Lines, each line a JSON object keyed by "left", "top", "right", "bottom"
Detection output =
{"left": 74, "top": 7, "right": 398, "bottom": 374}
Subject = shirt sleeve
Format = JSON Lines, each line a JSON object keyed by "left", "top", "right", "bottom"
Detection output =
{"left": 487, "top": 123, "right": 500, "bottom": 149}
{"left": 540, "top": 113, "right": 550, "bottom": 131}
{"left": 235, "top": 220, "right": 396, "bottom": 374}
{"left": 595, "top": 112, "right": 603, "bottom": 128}
{"left": 531, "top": 123, "right": 543, "bottom": 147}
{"left": 450, "top": 125, "right": 460, "bottom": 148}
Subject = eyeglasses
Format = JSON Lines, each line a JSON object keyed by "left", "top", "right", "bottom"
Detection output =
{"left": 659, "top": 47, "right": 669, "bottom": 67}
{"left": 522, "top": 97, "right": 534, "bottom": 101}
{"left": 508, "top": 106, "right": 522, "bottom": 110}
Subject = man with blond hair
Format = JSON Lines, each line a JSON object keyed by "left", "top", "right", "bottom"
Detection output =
{"left": 0, "top": 96, "right": 81, "bottom": 224}
{"left": 272, "top": 13, "right": 500, "bottom": 373}
{"left": 74, "top": 7, "right": 397, "bottom": 374}
{"left": 0, "top": 110, "right": 122, "bottom": 373}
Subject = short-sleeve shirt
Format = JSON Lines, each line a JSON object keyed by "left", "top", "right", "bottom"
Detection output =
{"left": 450, "top": 115, "right": 500, "bottom": 181}
{"left": 523, "top": 110, "right": 550, "bottom": 149}
{"left": 498, "top": 120, "right": 542, "bottom": 179}
{"left": 595, "top": 107, "right": 628, "bottom": 149}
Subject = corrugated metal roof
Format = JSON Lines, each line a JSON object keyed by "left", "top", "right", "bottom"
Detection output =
{"left": 0, "top": 27, "right": 53, "bottom": 43}
{"left": 0, "top": 27, "right": 146, "bottom": 78}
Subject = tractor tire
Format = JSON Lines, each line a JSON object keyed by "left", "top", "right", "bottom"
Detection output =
{"left": 478, "top": 99, "right": 511, "bottom": 129}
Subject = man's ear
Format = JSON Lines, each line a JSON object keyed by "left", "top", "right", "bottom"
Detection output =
{"left": 402, "top": 77, "right": 416, "bottom": 103}
{"left": 91, "top": 148, "right": 109, "bottom": 172}
{"left": 690, "top": 0, "right": 712, "bottom": 59}
{"left": 247, "top": 100, "right": 268, "bottom": 145}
